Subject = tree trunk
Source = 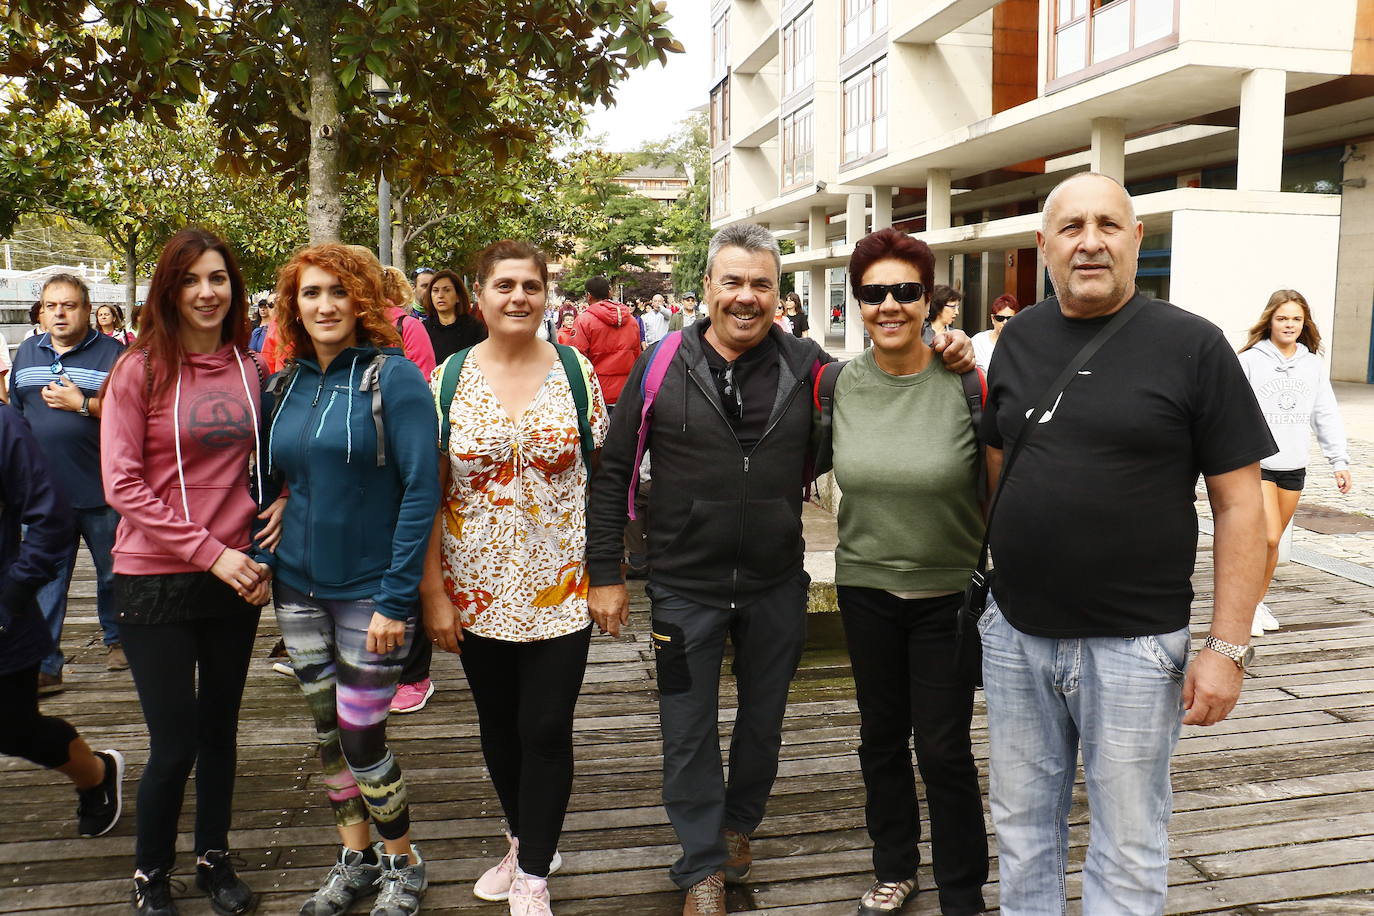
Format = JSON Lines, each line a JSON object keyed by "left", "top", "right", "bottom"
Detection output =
{"left": 124, "top": 231, "right": 138, "bottom": 313}
{"left": 391, "top": 192, "right": 407, "bottom": 273}
{"left": 298, "top": 0, "right": 343, "bottom": 242}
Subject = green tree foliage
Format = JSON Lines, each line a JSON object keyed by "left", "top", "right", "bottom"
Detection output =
{"left": 3, "top": 0, "right": 683, "bottom": 242}
{"left": 631, "top": 112, "right": 709, "bottom": 295}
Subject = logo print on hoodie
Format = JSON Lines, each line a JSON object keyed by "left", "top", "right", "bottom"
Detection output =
{"left": 188, "top": 390, "right": 254, "bottom": 449}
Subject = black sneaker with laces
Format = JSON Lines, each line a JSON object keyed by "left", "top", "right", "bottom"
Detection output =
{"left": 77, "top": 748, "right": 124, "bottom": 837}
{"left": 132, "top": 868, "right": 181, "bottom": 916}
{"left": 195, "top": 850, "right": 257, "bottom": 915}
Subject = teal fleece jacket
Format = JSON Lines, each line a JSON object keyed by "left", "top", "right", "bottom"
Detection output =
{"left": 265, "top": 346, "right": 439, "bottom": 620}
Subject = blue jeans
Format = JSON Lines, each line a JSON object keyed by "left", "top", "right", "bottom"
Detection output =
{"left": 979, "top": 596, "right": 1189, "bottom": 916}
{"left": 36, "top": 505, "right": 120, "bottom": 675}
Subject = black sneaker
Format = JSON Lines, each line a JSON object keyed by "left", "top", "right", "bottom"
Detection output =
{"left": 132, "top": 868, "right": 181, "bottom": 916}
{"left": 77, "top": 749, "right": 124, "bottom": 837}
{"left": 300, "top": 845, "right": 383, "bottom": 916}
{"left": 195, "top": 850, "right": 257, "bottom": 915}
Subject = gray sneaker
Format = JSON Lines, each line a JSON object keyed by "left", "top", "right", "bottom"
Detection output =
{"left": 300, "top": 845, "right": 383, "bottom": 916}
{"left": 371, "top": 846, "right": 426, "bottom": 916}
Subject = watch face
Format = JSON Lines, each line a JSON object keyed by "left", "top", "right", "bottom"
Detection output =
{"left": 1241, "top": 645, "right": 1256, "bottom": 669}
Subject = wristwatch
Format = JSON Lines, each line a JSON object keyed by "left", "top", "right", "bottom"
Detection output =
{"left": 1203, "top": 635, "right": 1255, "bottom": 672}
{"left": 78, "top": 396, "right": 91, "bottom": 418}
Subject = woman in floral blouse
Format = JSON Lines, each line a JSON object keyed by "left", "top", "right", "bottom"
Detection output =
{"left": 420, "top": 239, "right": 607, "bottom": 916}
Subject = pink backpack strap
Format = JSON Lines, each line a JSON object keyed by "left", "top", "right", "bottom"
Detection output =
{"left": 629, "top": 331, "right": 683, "bottom": 520}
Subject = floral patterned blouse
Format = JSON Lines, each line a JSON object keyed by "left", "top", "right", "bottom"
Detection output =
{"left": 432, "top": 349, "right": 609, "bottom": 642}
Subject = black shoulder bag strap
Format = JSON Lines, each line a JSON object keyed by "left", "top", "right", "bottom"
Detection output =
{"left": 963, "top": 295, "right": 1146, "bottom": 625}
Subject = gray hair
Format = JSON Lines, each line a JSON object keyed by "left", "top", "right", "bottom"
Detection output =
{"left": 1041, "top": 171, "right": 1138, "bottom": 231}
{"left": 706, "top": 222, "right": 781, "bottom": 279}
{"left": 41, "top": 273, "right": 92, "bottom": 310}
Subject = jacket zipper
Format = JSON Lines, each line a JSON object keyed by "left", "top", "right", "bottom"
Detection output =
{"left": 687, "top": 365, "right": 807, "bottom": 608}
{"left": 302, "top": 373, "right": 327, "bottom": 596}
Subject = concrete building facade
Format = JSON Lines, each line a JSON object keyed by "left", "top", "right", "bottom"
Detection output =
{"left": 708, "top": 0, "right": 1374, "bottom": 379}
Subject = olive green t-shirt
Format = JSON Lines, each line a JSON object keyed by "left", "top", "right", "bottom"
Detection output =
{"left": 832, "top": 349, "right": 984, "bottom": 594}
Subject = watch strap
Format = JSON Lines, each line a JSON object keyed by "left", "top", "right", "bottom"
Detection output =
{"left": 1203, "top": 635, "right": 1249, "bottom": 669}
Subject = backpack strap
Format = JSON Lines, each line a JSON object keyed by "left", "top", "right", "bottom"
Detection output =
{"left": 962, "top": 366, "right": 988, "bottom": 503}
{"left": 435, "top": 347, "right": 472, "bottom": 454}
{"left": 629, "top": 330, "right": 683, "bottom": 520}
{"left": 554, "top": 343, "right": 595, "bottom": 470}
{"left": 395, "top": 314, "right": 406, "bottom": 335}
{"left": 805, "top": 359, "right": 846, "bottom": 492}
{"left": 358, "top": 353, "right": 391, "bottom": 467}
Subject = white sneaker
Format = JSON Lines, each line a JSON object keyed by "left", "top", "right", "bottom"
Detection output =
{"left": 508, "top": 869, "right": 553, "bottom": 915}
{"left": 473, "top": 834, "right": 562, "bottom": 902}
{"left": 1256, "top": 602, "right": 1280, "bottom": 632}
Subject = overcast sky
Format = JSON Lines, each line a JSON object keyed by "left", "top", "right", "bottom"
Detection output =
{"left": 583, "top": 1, "right": 710, "bottom": 151}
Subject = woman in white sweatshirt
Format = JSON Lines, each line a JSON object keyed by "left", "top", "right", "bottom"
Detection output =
{"left": 1238, "top": 289, "right": 1353, "bottom": 635}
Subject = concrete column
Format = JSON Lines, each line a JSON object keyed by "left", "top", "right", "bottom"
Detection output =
{"left": 845, "top": 192, "right": 868, "bottom": 352}
{"left": 1090, "top": 117, "right": 1126, "bottom": 183}
{"left": 926, "top": 169, "right": 952, "bottom": 230}
{"left": 1238, "top": 68, "right": 1286, "bottom": 192}
{"left": 872, "top": 186, "right": 893, "bottom": 231}
{"left": 807, "top": 206, "right": 829, "bottom": 343}
{"left": 928, "top": 170, "right": 953, "bottom": 286}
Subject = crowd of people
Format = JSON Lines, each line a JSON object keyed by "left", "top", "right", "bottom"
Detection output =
{"left": 0, "top": 170, "right": 1357, "bottom": 916}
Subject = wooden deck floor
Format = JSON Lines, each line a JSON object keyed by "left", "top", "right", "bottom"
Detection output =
{"left": 4, "top": 540, "right": 1374, "bottom": 915}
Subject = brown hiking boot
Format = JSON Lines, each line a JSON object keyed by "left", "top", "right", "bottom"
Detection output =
{"left": 682, "top": 871, "right": 725, "bottom": 915}
{"left": 722, "top": 829, "right": 751, "bottom": 884}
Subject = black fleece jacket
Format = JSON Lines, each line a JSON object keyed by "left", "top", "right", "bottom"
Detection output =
{"left": 587, "top": 320, "right": 833, "bottom": 607}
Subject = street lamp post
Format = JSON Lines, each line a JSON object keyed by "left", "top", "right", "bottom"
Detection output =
{"left": 369, "top": 74, "right": 398, "bottom": 266}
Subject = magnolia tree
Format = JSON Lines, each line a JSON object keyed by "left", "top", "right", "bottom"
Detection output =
{"left": 3, "top": 0, "right": 682, "bottom": 242}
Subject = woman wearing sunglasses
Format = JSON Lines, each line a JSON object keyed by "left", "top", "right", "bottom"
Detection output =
{"left": 828, "top": 228, "right": 988, "bottom": 916}
{"left": 971, "top": 293, "right": 1021, "bottom": 372}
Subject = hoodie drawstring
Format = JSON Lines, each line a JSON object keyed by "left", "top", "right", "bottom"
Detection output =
{"left": 171, "top": 347, "right": 265, "bottom": 525}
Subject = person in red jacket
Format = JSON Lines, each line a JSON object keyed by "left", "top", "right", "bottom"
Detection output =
{"left": 571, "top": 276, "right": 641, "bottom": 408}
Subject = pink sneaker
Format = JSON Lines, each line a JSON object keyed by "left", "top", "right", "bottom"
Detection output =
{"left": 509, "top": 869, "right": 553, "bottom": 915}
{"left": 390, "top": 678, "right": 435, "bottom": 714}
{"left": 473, "top": 835, "right": 562, "bottom": 902}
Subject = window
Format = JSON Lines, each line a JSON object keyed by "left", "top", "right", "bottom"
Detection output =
{"left": 782, "top": 104, "right": 814, "bottom": 189}
{"left": 711, "top": 156, "right": 730, "bottom": 220}
{"left": 842, "top": 58, "right": 887, "bottom": 164}
{"left": 711, "top": 11, "right": 730, "bottom": 82}
{"left": 782, "top": 6, "right": 815, "bottom": 98}
{"left": 1052, "top": 0, "right": 1177, "bottom": 81}
{"left": 710, "top": 79, "right": 731, "bottom": 148}
{"left": 843, "top": 0, "right": 888, "bottom": 54}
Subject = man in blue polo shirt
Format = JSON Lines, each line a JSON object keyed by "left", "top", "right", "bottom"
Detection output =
{"left": 11, "top": 273, "right": 126, "bottom": 692}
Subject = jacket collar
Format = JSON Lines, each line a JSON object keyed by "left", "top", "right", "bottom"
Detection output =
{"left": 38, "top": 327, "right": 100, "bottom": 356}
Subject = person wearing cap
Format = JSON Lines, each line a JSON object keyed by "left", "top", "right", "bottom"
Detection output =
{"left": 667, "top": 292, "right": 701, "bottom": 331}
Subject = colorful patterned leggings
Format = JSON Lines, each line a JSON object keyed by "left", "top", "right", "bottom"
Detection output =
{"left": 275, "top": 583, "right": 412, "bottom": 841}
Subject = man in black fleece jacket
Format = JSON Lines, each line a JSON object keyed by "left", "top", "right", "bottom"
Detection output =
{"left": 587, "top": 222, "right": 973, "bottom": 915}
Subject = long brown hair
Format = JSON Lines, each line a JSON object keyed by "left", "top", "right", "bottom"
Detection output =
{"left": 1240, "top": 289, "right": 1323, "bottom": 355}
{"left": 111, "top": 228, "right": 250, "bottom": 398}
{"left": 273, "top": 243, "right": 402, "bottom": 362}
{"left": 421, "top": 269, "right": 473, "bottom": 317}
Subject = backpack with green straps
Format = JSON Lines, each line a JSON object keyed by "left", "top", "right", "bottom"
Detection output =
{"left": 433, "top": 344, "right": 595, "bottom": 469}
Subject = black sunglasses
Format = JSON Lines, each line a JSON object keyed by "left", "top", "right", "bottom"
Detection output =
{"left": 719, "top": 361, "right": 743, "bottom": 420}
{"left": 857, "top": 282, "right": 926, "bottom": 306}
{"left": 992, "top": 314, "right": 1012, "bottom": 323}
{"left": 411, "top": 267, "right": 435, "bottom": 279}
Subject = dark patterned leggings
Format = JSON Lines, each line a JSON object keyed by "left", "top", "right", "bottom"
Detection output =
{"left": 275, "top": 583, "right": 413, "bottom": 841}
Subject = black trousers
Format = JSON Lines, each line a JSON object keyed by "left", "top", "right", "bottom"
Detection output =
{"left": 837, "top": 587, "right": 988, "bottom": 913}
{"left": 459, "top": 624, "right": 592, "bottom": 878}
{"left": 398, "top": 630, "right": 432, "bottom": 685}
{"left": 0, "top": 664, "right": 78, "bottom": 769}
{"left": 120, "top": 606, "right": 260, "bottom": 871}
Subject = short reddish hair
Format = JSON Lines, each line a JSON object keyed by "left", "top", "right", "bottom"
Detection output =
{"left": 848, "top": 228, "right": 935, "bottom": 299}
{"left": 472, "top": 239, "right": 549, "bottom": 287}
{"left": 991, "top": 293, "right": 1022, "bottom": 314}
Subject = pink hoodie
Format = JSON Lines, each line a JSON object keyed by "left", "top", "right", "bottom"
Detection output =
{"left": 101, "top": 345, "right": 265, "bottom": 575}
{"left": 386, "top": 307, "right": 437, "bottom": 377}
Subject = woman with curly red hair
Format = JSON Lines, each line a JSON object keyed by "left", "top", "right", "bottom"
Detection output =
{"left": 266, "top": 243, "right": 439, "bottom": 916}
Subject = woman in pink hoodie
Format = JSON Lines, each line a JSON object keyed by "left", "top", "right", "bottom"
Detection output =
{"left": 101, "top": 228, "right": 283, "bottom": 916}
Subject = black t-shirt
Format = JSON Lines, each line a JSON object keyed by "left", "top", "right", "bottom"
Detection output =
{"left": 425, "top": 313, "right": 488, "bottom": 363}
{"left": 704, "top": 332, "right": 780, "bottom": 452}
{"left": 790, "top": 311, "right": 810, "bottom": 338}
{"left": 981, "top": 293, "right": 1276, "bottom": 638}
